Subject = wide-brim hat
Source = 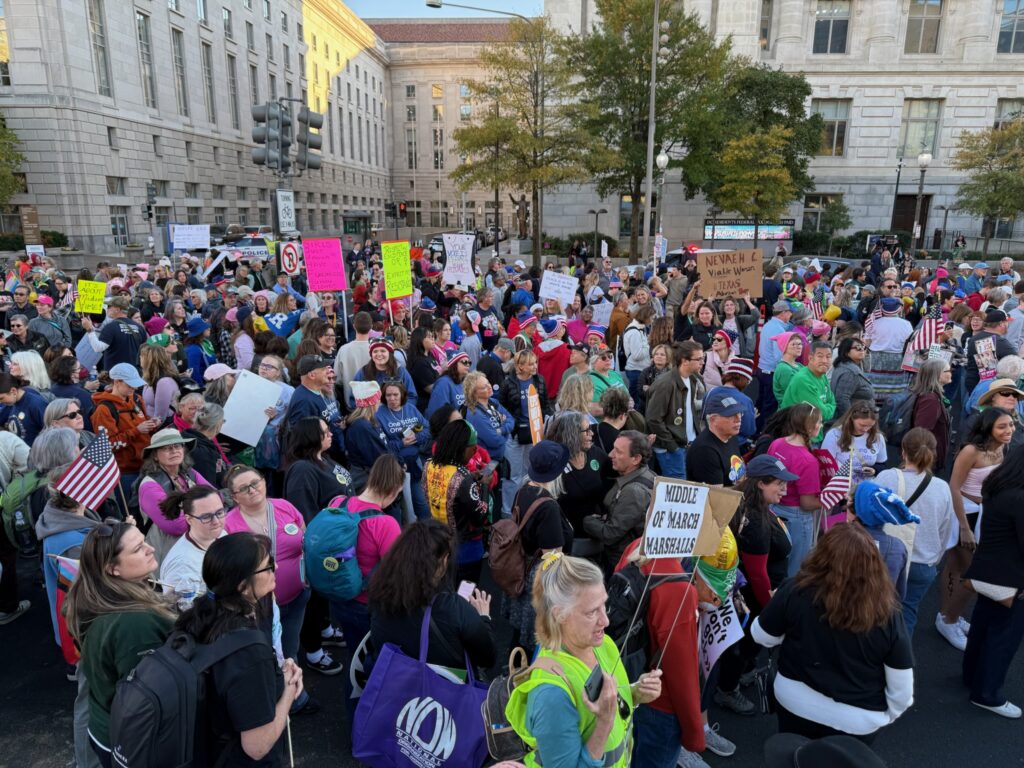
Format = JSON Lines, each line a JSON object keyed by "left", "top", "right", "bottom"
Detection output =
{"left": 978, "top": 378, "right": 1024, "bottom": 406}
{"left": 528, "top": 441, "right": 570, "bottom": 483}
{"left": 143, "top": 428, "right": 195, "bottom": 454}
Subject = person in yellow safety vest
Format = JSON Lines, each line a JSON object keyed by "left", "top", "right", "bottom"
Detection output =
{"left": 506, "top": 552, "right": 663, "bottom": 768}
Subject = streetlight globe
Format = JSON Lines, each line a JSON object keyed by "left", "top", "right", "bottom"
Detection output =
{"left": 656, "top": 152, "right": 669, "bottom": 171}
{"left": 599, "top": 208, "right": 608, "bottom": 214}
{"left": 918, "top": 151, "right": 932, "bottom": 168}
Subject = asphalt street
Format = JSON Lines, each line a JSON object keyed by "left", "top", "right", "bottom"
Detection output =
{"left": 1, "top": 554, "right": 1020, "bottom": 768}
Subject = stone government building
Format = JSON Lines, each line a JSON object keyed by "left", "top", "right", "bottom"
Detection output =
{"left": 1, "top": 0, "right": 1022, "bottom": 255}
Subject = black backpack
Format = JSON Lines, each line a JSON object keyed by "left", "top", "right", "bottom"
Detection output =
{"left": 109, "top": 628, "right": 266, "bottom": 768}
{"left": 879, "top": 391, "right": 918, "bottom": 446}
{"left": 606, "top": 563, "right": 687, "bottom": 682}
{"left": 616, "top": 325, "right": 640, "bottom": 371}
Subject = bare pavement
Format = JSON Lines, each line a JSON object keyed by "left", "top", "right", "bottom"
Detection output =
{"left": 1, "top": 556, "right": 1020, "bottom": 768}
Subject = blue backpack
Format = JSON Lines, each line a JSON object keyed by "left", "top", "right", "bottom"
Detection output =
{"left": 303, "top": 498, "right": 381, "bottom": 601}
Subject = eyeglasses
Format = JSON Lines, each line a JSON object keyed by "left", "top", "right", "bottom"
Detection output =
{"left": 234, "top": 479, "right": 264, "bottom": 495}
{"left": 458, "top": 360, "right": 470, "bottom": 366}
{"left": 60, "top": 410, "right": 83, "bottom": 421}
{"left": 252, "top": 558, "right": 276, "bottom": 575}
{"left": 851, "top": 344, "right": 866, "bottom": 351}
{"left": 186, "top": 508, "right": 227, "bottom": 525}
{"left": 598, "top": 354, "right": 613, "bottom": 360}
{"left": 687, "top": 357, "right": 703, "bottom": 363}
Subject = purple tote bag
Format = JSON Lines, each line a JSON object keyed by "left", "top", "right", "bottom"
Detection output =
{"left": 352, "top": 602, "right": 489, "bottom": 768}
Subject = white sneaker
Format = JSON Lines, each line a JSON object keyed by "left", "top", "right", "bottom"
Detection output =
{"left": 935, "top": 614, "right": 967, "bottom": 651}
{"left": 677, "top": 748, "right": 712, "bottom": 768}
{"left": 972, "top": 700, "right": 1023, "bottom": 719}
{"left": 703, "top": 722, "right": 736, "bottom": 757}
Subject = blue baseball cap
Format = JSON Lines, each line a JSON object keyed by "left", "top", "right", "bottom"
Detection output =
{"left": 108, "top": 363, "right": 146, "bottom": 388}
{"left": 745, "top": 454, "right": 799, "bottom": 482}
{"left": 704, "top": 389, "right": 745, "bottom": 418}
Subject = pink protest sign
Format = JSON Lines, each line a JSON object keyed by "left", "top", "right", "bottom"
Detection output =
{"left": 302, "top": 238, "right": 348, "bottom": 292}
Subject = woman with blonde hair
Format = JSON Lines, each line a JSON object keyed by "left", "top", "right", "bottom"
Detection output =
{"left": 498, "top": 349, "right": 552, "bottom": 517}
{"left": 505, "top": 552, "right": 662, "bottom": 768}
{"left": 10, "top": 350, "right": 52, "bottom": 400}
{"left": 462, "top": 370, "right": 513, "bottom": 464}
{"left": 557, "top": 372, "right": 597, "bottom": 421}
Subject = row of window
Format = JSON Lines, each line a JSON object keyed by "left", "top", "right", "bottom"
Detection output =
{"left": 404, "top": 104, "right": 473, "bottom": 123}
{"left": 405, "top": 83, "right": 472, "bottom": 100}
{"left": 813, "top": 97, "right": 1024, "bottom": 158}
{"left": 760, "top": 0, "right": 1024, "bottom": 55}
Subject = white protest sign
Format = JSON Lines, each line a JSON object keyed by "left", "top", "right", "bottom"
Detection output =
{"left": 26, "top": 244, "right": 45, "bottom": 262}
{"left": 171, "top": 224, "right": 210, "bottom": 251}
{"left": 600, "top": 240, "right": 608, "bottom": 259}
{"left": 698, "top": 600, "right": 744, "bottom": 678}
{"left": 74, "top": 335, "right": 102, "bottom": 373}
{"left": 220, "top": 370, "right": 282, "bottom": 446}
{"left": 510, "top": 239, "right": 521, "bottom": 257}
{"left": 442, "top": 234, "right": 476, "bottom": 287}
{"left": 642, "top": 480, "right": 710, "bottom": 559}
{"left": 538, "top": 271, "right": 579, "bottom": 308}
{"left": 591, "top": 301, "right": 613, "bottom": 327}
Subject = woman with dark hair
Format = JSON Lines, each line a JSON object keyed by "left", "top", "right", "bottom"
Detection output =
{"left": 830, "top": 337, "right": 874, "bottom": 416}
{"left": 182, "top": 316, "right": 215, "bottom": 386}
{"left": 752, "top": 523, "right": 914, "bottom": 740}
{"left": 351, "top": 338, "right": 417, "bottom": 407}
{"left": 422, "top": 420, "right": 491, "bottom": 584}
{"left": 157, "top": 484, "right": 226, "bottom": 595}
{"left": 938, "top": 407, "right": 1015, "bottom": 650}
{"left": 545, "top": 410, "right": 611, "bottom": 537}
{"left": 174, "top": 533, "right": 304, "bottom": 765}
{"left": 65, "top": 521, "right": 175, "bottom": 767}
{"left": 282, "top": 416, "right": 353, "bottom": 524}
{"left": 595, "top": 386, "right": 631, "bottom": 454}
{"left": 48, "top": 355, "right": 96, "bottom": 430}
{"left": 820, "top": 400, "right": 887, "bottom": 482}
{"left": 369, "top": 519, "right": 496, "bottom": 677}
{"left": 425, "top": 350, "right": 471, "bottom": 417}
{"left": 407, "top": 326, "right": 440, "bottom": 414}
{"left": 962, "top": 443, "right": 1024, "bottom": 718}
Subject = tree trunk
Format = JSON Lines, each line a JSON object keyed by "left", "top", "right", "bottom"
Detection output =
{"left": 827, "top": 232, "right": 833, "bottom": 256}
{"left": 629, "top": 187, "right": 641, "bottom": 263}
{"left": 983, "top": 233, "right": 991, "bottom": 257}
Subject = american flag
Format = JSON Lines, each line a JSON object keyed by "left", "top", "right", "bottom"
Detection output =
{"left": 59, "top": 287, "right": 78, "bottom": 309}
{"left": 807, "top": 285, "right": 826, "bottom": 320}
{"left": 55, "top": 430, "right": 121, "bottom": 511}
{"left": 909, "top": 301, "right": 943, "bottom": 352}
{"left": 863, "top": 304, "right": 883, "bottom": 337}
{"left": 820, "top": 457, "right": 853, "bottom": 511}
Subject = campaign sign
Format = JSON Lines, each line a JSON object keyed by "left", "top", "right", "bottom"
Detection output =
{"left": 303, "top": 239, "right": 347, "bottom": 291}
{"left": 698, "top": 600, "right": 744, "bottom": 678}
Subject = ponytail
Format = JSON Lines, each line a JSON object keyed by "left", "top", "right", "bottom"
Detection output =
{"left": 159, "top": 484, "right": 221, "bottom": 522}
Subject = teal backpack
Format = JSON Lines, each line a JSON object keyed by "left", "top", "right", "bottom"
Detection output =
{"left": 303, "top": 498, "right": 382, "bottom": 601}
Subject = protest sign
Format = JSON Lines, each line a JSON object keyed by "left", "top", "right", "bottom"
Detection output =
{"left": 600, "top": 240, "right": 608, "bottom": 260}
{"left": 381, "top": 240, "right": 413, "bottom": 299}
{"left": 220, "top": 370, "right": 283, "bottom": 446}
{"left": 442, "top": 234, "right": 476, "bottom": 288}
{"left": 171, "top": 224, "right": 210, "bottom": 251}
{"left": 538, "top": 271, "right": 579, "bottom": 308}
{"left": 74, "top": 335, "right": 101, "bottom": 373}
{"left": 697, "top": 249, "right": 762, "bottom": 299}
{"left": 303, "top": 238, "right": 348, "bottom": 291}
{"left": 698, "top": 600, "right": 745, "bottom": 678}
{"left": 591, "top": 301, "right": 613, "bottom": 327}
{"left": 641, "top": 478, "right": 742, "bottom": 559}
{"left": 74, "top": 280, "right": 106, "bottom": 314}
{"left": 26, "top": 244, "right": 45, "bottom": 263}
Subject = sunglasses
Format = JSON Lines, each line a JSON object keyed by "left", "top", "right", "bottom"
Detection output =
{"left": 60, "top": 410, "right": 83, "bottom": 420}
{"left": 186, "top": 508, "right": 227, "bottom": 525}
{"left": 252, "top": 558, "right": 276, "bottom": 576}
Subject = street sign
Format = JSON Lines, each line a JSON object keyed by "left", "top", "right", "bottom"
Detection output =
{"left": 280, "top": 240, "right": 301, "bottom": 275}
{"left": 275, "top": 189, "right": 296, "bottom": 232}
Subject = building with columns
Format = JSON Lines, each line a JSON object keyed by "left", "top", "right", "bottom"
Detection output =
{"left": 543, "top": 0, "right": 1024, "bottom": 255}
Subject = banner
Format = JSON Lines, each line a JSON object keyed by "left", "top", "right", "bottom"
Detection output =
{"left": 74, "top": 280, "right": 107, "bottom": 314}
{"left": 442, "top": 234, "right": 476, "bottom": 288}
{"left": 220, "top": 370, "right": 283, "bottom": 446}
{"left": 698, "top": 600, "right": 744, "bottom": 678}
{"left": 538, "top": 271, "right": 579, "bottom": 308}
{"left": 641, "top": 478, "right": 742, "bottom": 559}
{"left": 303, "top": 238, "right": 348, "bottom": 291}
{"left": 381, "top": 240, "right": 413, "bottom": 299}
{"left": 697, "top": 249, "right": 762, "bottom": 299}
{"left": 170, "top": 224, "right": 210, "bottom": 252}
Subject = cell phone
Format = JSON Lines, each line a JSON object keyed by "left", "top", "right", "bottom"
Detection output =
{"left": 584, "top": 664, "right": 604, "bottom": 703}
{"left": 457, "top": 580, "right": 475, "bottom": 600}
{"left": 402, "top": 427, "right": 416, "bottom": 440}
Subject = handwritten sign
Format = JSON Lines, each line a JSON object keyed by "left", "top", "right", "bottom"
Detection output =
{"left": 697, "top": 249, "right": 762, "bottom": 299}
{"left": 538, "top": 271, "right": 579, "bottom": 308}
{"left": 698, "top": 600, "right": 744, "bottom": 678}
{"left": 381, "top": 240, "right": 413, "bottom": 299}
{"left": 74, "top": 280, "right": 107, "bottom": 314}
{"left": 641, "top": 478, "right": 742, "bottom": 559}
{"left": 591, "top": 301, "right": 613, "bottom": 327}
{"left": 170, "top": 224, "right": 210, "bottom": 252}
{"left": 303, "top": 238, "right": 348, "bottom": 291}
{"left": 442, "top": 234, "right": 476, "bottom": 288}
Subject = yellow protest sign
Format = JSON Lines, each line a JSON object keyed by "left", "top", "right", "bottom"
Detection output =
{"left": 381, "top": 240, "right": 413, "bottom": 299}
{"left": 74, "top": 280, "right": 107, "bottom": 314}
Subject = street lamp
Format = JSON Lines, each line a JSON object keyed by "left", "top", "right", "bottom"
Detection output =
{"left": 936, "top": 204, "right": 953, "bottom": 254}
{"left": 913, "top": 151, "right": 932, "bottom": 252}
{"left": 654, "top": 152, "right": 669, "bottom": 258}
{"left": 708, "top": 206, "right": 723, "bottom": 248}
{"left": 588, "top": 208, "right": 607, "bottom": 259}
{"left": 640, "top": 8, "right": 671, "bottom": 265}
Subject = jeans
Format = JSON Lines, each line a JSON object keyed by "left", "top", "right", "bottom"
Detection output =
{"left": 279, "top": 587, "right": 311, "bottom": 661}
{"left": 502, "top": 437, "right": 531, "bottom": 518}
{"left": 775, "top": 505, "right": 814, "bottom": 578}
{"left": 625, "top": 369, "right": 642, "bottom": 406}
{"left": 632, "top": 704, "right": 683, "bottom": 768}
{"left": 329, "top": 598, "right": 372, "bottom": 727}
{"left": 654, "top": 446, "right": 686, "bottom": 480}
{"left": 756, "top": 371, "right": 777, "bottom": 433}
{"left": 76, "top": 668, "right": 102, "bottom": 768}
{"left": 963, "top": 594, "right": 1024, "bottom": 706}
{"left": 901, "top": 561, "right": 938, "bottom": 636}
{"left": 409, "top": 472, "right": 430, "bottom": 521}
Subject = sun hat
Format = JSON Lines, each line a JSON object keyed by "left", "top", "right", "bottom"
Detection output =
{"left": 143, "top": 428, "right": 195, "bottom": 454}
{"left": 185, "top": 317, "right": 210, "bottom": 337}
{"left": 978, "top": 378, "right": 1024, "bottom": 406}
{"left": 527, "top": 441, "right": 570, "bottom": 483}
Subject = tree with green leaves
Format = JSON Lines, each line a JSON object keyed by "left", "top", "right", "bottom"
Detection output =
{"left": 821, "top": 198, "right": 853, "bottom": 255}
{"left": 562, "top": 0, "right": 733, "bottom": 259}
{"left": 715, "top": 126, "right": 798, "bottom": 247}
{"left": 451, "top": 18, "right": 601, "bottom": 261}
{"left": 0, "top": 117, "right": 24, "bottom": 208}
{"left": 952, "top": 119, "right": 1024, "bottom": 257}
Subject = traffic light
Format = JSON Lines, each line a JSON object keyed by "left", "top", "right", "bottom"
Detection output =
{"left": 278, "top": 105, "right": 293, "bottom": 174}
{"left": 385, "top": 202, "right": 397, "bottom": 218}
{"left": 252, "top": 102, "right": 284, "bottom": 170}
{"left": 295, "top": 106, "right": 323, "bottom": 172}
{"left": 146, "top": 184, "right": 157, "bottom": 205}
{"left": 398, "top": 202, "right": 408, "bottom": 219}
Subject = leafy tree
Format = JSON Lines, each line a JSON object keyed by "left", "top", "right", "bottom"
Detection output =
{"left": 452, "top": 18, "right": 600, "bottom": 262}
{"left": 952, "top": 120, "right": 1024, "bottom": 257}
{"left": 562, "top": 0, "right": 731, "bottom": 259}
{"left": 715, "top": 126, "right": 797, "bottom": 246}
{"left": 821, "top": 198, "right": 853, "bottom": 255}
{"left": 0, "top": 117, "right": 24, "bottom": 208}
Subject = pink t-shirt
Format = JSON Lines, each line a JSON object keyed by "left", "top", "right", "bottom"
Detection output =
{"left": 767, "top": 438, "right": 821, "bottom": 507}
{"left": 329, "top": 495, "right": 401, "bottom": 604}
{"left": 141, "top": 469, "right": 214, "bottom": 537}
{"left": 224, "top": 499, "right": 307, "bottom": 606}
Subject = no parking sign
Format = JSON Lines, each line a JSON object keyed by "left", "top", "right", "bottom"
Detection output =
{"left": 280, "top": 241, "right": 301, "bottom": 276}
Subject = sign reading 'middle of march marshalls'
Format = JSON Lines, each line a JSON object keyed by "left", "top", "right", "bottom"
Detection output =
{"left": 641, "top": 478, "right": 743, "bottom": 560}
